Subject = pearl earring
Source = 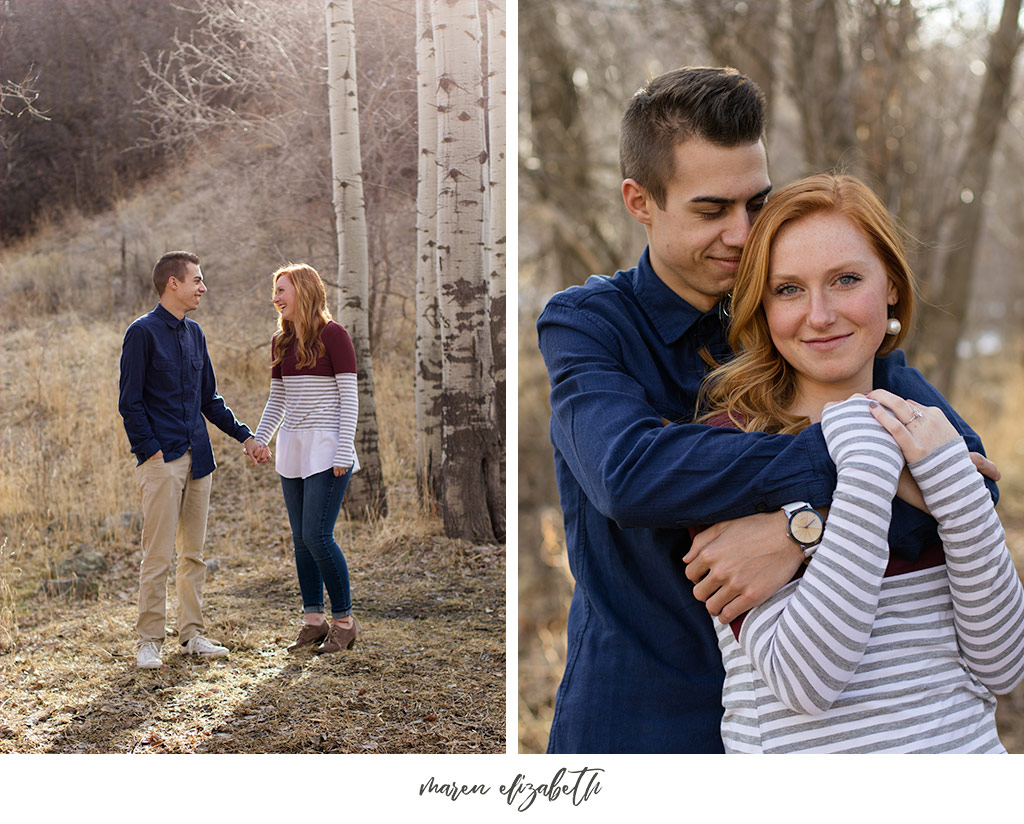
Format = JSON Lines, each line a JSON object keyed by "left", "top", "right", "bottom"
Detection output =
{"left": 886, "top": 317, "right": 902, "bottom": 336}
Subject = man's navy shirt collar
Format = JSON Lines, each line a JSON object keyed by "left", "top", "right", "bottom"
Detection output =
{"left": 630, "top": 247, "right": 722, "bottom": 346}
{"left": 153, "top": 302, "right": 185, "bottom": 328}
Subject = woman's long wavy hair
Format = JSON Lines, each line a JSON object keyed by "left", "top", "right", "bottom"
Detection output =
{"left": 697, "top": 174, "right": 917, "bottom": 435}
{"left": 271, "top": 263, "right": 333, "bottom": 370}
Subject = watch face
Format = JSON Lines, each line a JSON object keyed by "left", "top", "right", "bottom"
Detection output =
{"left": 791, "top": 510, "right": 823, "bottom": 545}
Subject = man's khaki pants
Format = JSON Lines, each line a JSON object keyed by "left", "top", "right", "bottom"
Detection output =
{"left": 135, "top": 451, "right": 212, "bottom": 646}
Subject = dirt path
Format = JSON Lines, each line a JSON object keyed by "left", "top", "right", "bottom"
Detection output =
{"left": 0, "top": 461, "right": 505, "bottom": 754}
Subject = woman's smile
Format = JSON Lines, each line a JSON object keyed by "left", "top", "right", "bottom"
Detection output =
{"left": 802, "top": 333, "right": 853, "bottom": 352}
{"left": 763, "top": 211, "right": 897, "bottom": 406}
{"left": 274, "top": 273, "right": 297, "bottom": 321}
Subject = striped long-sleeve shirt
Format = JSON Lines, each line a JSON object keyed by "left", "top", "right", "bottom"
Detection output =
{"left": 254, "top": 321, "right": 359, "bottom": 479}
{"left": 718, "top": 397, "right": 1024, "bottom": 753}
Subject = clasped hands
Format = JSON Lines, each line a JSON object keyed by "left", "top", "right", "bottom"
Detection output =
{"left": 683, "top": 390, "right": 1000, "bottom": 624}
{"left": 243, "top": 437, "right": 272, "bottom": 466}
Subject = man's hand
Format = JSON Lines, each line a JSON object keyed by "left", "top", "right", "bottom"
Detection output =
{"left": 682, "top": 511, "right": 804, "bottom": 624}
{"left": 242, "top": 437, "right": 259, "bottom": 465}
{"left": 243, "top": 437, "right": 272, "bottom": 466}
{"left": 970, "top": 451, "right": 1000, "bottom": 483}
{"left": 895, "top": 467, "right": 927, "bottom": 512}
{"left": 896, "top": 451, "right": 997, "bottom": 514}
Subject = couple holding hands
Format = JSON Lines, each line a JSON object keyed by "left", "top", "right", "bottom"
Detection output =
{"left": 118, "top": 254, "right": 359, "bottom": 669}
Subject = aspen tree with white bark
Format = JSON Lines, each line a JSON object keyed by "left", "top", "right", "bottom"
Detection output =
{"left": 429, "top": 0, "right": 504, "bottom": 542}
{"left": 909, "top": 0, "right": 1023, "bottom": 394}
{"left": 414, "top": 0, "right": 443, "bottom": 508}
{"left": 326, "top": 0, "right": 388, "bottom": 517}
{"left": 484, "top": 0, "right": 506, "bottom": 444}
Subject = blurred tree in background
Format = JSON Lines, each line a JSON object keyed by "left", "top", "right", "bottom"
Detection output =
{"left": 1, "top": 0, "right": 199, "bottom": 240}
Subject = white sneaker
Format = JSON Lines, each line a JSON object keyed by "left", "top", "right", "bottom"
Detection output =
{"left": 137, "top": 641, "right": 163, "bottom": 669}
{"left": 183, "top": 634, "right": 228, "bottom": 657}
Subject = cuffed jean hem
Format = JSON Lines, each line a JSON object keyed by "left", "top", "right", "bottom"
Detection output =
{"left": 303, "top": 605, "right": 353, "bottom": 618}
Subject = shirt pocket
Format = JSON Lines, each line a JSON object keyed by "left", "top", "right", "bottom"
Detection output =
{"left": 150, "top": 357, "right": 180, "bottom": 391}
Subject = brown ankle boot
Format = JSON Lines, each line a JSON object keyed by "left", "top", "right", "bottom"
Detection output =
{"left": 287, "top": 621, "right": 329, "bottom": 652}
{"left": 317, "top": 616, "right": 361, "bottom": 654}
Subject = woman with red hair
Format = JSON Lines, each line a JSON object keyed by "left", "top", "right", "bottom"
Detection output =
{"left": 696, "top": 174, "right": 1024, "bottom": 752}
{"left": 254, "top": 263, "right": 360, "bottom": 654}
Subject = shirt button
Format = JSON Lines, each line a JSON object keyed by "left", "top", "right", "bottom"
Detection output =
{"left": 755, "top": 502, "right": 767, "bottom": 512}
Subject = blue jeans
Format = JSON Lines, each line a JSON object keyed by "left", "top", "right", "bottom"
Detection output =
{"left": 280, "top": 468, "right": 353, "bottom": 618}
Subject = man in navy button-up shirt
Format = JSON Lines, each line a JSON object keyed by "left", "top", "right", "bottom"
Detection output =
{"left": 119, "top": 251, "right": 259, "bottom": 668}
{"left": 537, "top": 68, "right": 996, "bottom": 753}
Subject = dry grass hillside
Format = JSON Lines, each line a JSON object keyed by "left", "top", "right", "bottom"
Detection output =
{"left": 519, "top": 323, "right": 1024, "bottom": 754}
{"left": 0, "top": 159, "right": 504, "bottom": 754}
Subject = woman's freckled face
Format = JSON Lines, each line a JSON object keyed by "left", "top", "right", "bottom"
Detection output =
{"left": 763, "top": 211, "right": 897, "bottom": 399}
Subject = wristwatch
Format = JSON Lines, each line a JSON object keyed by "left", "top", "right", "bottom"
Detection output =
{"left": 781, "top": 501, "right": 824, "bottom": 561}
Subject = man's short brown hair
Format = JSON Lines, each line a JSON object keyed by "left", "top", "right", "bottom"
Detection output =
{"left": 153, "top": 251, "right": 200, "bottom": 296}
{"left": 619, "top": 67, "right": 766, "bottom": 209}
